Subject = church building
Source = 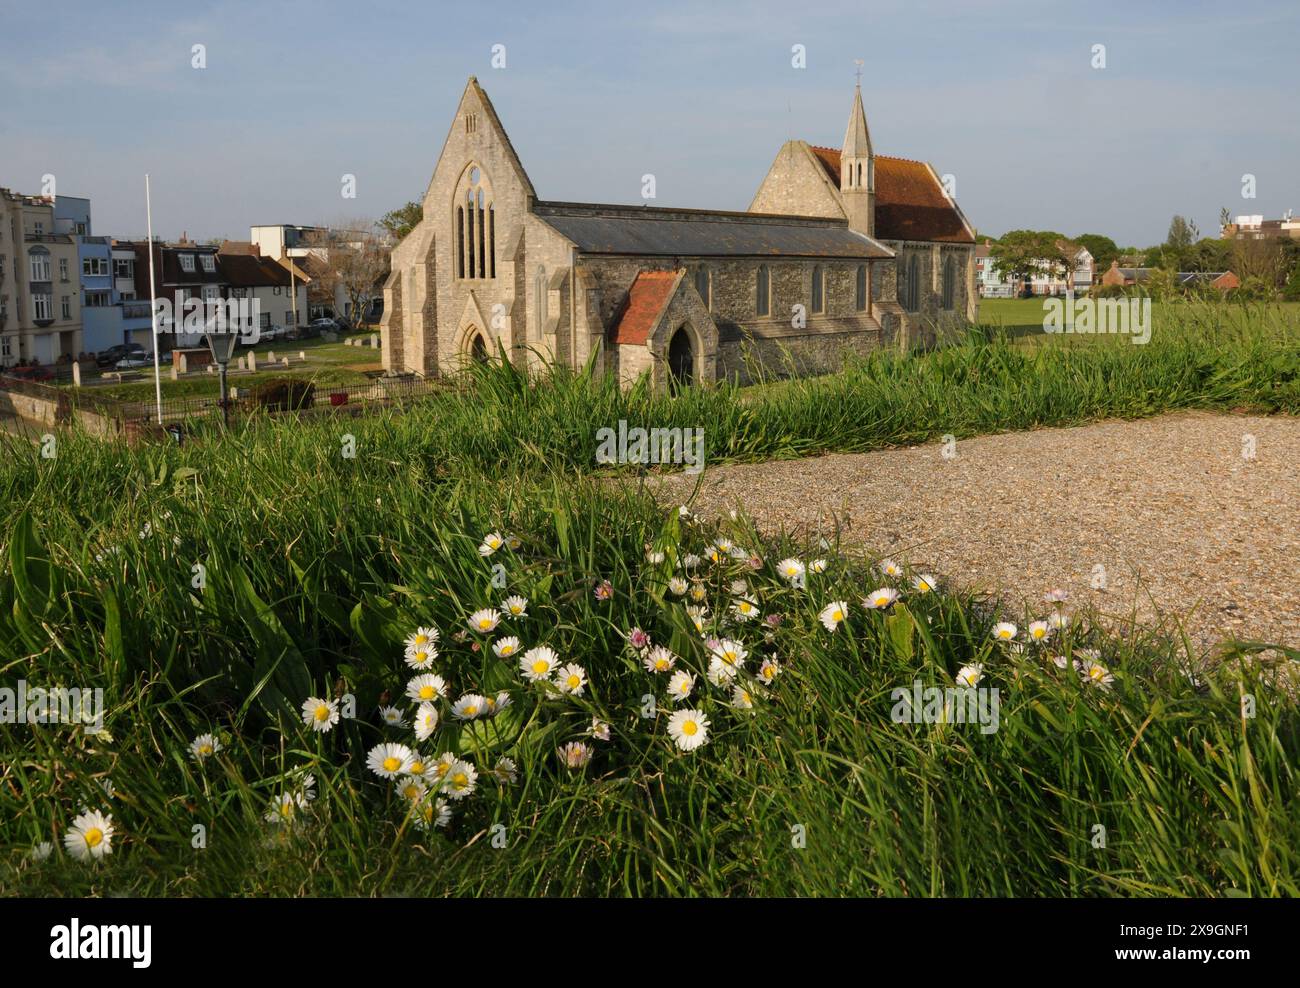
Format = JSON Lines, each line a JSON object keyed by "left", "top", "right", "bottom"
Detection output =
{"left": 380, "top": 77, "right": 976, "bottom": 390}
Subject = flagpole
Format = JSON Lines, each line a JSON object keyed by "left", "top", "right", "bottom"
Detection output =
{"left": 145, "top": 174, "right": 163, "bottom": 425}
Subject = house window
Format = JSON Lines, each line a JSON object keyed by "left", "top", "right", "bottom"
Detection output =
{"left": 61, "top": 296, "right": 71, "bottom": 319}
{"left": 82, "top": 257, "right": 108, "bottom": 277}
{"left": 811, "top": 265, "right": 824, "bottom": 313}
{"left": 202, "top": 285, "right": 220, "bottom": 301}
{"left": 694, "top": 266, "right": 710, "bottom": 309}
{"left": 85, "top": 291, "right": 110, "bottom": 307}
{"left": 942, "top": 256, "right": 956, "bottom": 310}
{"left": 59, "top": 257, "right": 69, "bottom": 281}
{"left": 1, "top": 336, "right": 10, "bottom": 358}
{"left": 29, "top": 249, "right": 51, "bottom": 282}
{"left": 179, "top": 253, "right": 195, "bottom": 272}
{"left": 33, "top": 221, "right": 44, "bottom": 236}
{"left": 855, "top": 264, "right": 867, "bottom": 311}
{"left": 456, "top": 165, "right": 494, "bottom": 281}
{"left": 285, "top": 311, "right": 293, "bottom": 325}
{"left": 756, "top": 265, "right": 770, "bottom": 316}
{"left": 32, "top": 294, "right": 52, "bottom": 321}
{"left": 76, "top": 222, "right": 87, "bottom": 236}
{"left": 114, "top": 258, "right": 133, "bottom": 279}
{"left": 200, "top": 254, "right": 215, "bottom": 273}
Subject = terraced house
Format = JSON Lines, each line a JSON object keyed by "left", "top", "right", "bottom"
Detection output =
{"left": 0, "top": 188, "right": 83, "bottom": 367}
{"left": 381, "top": 78, "right": 975, "bottom": 390}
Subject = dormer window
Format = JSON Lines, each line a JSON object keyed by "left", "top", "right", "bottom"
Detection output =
{"left": 179, "top": 253, "right": 195, "bottom": 273}
{"left": 200, "top": 254, "right": 215, "bottom": 273}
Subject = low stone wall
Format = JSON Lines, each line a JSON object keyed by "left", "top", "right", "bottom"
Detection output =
{"left": 717, "top": 326, "right": 884, "bottom": 385}
{"left": 0, "top": 387, "right": 124, "bottom": 440}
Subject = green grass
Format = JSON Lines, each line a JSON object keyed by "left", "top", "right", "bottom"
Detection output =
{"left": 68, "top": 336, "right": 383, "bottom": 402}
{"left": 2, "top": 300, "right": 1298, "bottom": 896}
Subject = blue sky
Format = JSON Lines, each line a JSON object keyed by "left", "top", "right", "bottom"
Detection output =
{"left": 2, "top": 0, "right": 1297, "bottom": 246}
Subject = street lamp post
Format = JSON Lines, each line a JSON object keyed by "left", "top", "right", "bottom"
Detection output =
{"left": 207, "top": 329, "right": 239, "bottom": 427}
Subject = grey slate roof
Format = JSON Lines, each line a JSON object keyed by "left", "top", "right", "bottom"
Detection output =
{"left": 534, "top": 201, "right": 893, "bottom": 259}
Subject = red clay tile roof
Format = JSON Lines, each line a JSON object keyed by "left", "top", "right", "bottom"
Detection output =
{"left": 809, "top": 146, "right": 973, "bottom": 244}
{"left": 609, "top": 270, "right": 679, "bottom": 346}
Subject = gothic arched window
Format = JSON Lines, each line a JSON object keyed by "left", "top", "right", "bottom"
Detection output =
{"left": 455, "top": 165, "right": 494, "bottom": 281}
{"left": 855, "top": 264, "right": 867, "bottom": 311}
{"left": 756, "top": 265, "right": 770, "bottom": 316}
{"left": 811, "top": 265, "right": 824, "bottom": 313}
{"left": 942, "top": 256, "right": 956, "bottom": 310}
{"left": 694, "top": 266, "right": 710, "bottom": 309}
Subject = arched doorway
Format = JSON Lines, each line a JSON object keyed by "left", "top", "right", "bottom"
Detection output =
{"left": 469, "top": 332, "right": 488, "bottom": 363}
{"left": 667, "top": 327, "right": 694, "bottom": 391}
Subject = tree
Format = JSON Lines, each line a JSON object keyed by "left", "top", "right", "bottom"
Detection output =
{"left": 380, "top": 201, "right": 423, "bottom": 242}
{"left": 1166, "top": 215, "right": 1199, "bottom": 250}
{"left": 303, "top": 220, "right": 390, "bottom": 326}
{"left": 1231, "top": 237, "right": 1287, "bottom": 292}
{"left": 1074, "top": 234, "right": 1120, "bottom": 272}
{"left": 989, "top": 230, "right": 1067, "bottom": 293}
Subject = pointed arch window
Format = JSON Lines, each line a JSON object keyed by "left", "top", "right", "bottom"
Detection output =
{"left": 693, "top": 266, "right": 711, "bottom": 309}
{"left": 942, "top": 255, "right": 956, "bottom": 310}
{"left": 756, "top": 265, "right": 770, "bottom": 316}
{"left": 855, "top": 264, "right": 867, "bottom": 311}
{"left": 455, "top": 165, "right": 495, "bottom": 281}
{"left": 811, "top": 265, "right": 824, "bottom": 313}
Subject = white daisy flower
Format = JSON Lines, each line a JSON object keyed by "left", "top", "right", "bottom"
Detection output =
{"left": 367, "top": 742, "right": 414, "bottom": 780}
{"left": 520, "top": 645, "right": 558, "bottom": 682}
{"left": 502, "top": 595, "right": 529, "bottom": 617}
{"left": 777, "top": 558, "right": 806, "bottom": 583}
{"left": 819, "top": 601, "right": 849, "bottom": 632}
{"left": 63, "top": 811, "right": 114, "bottom": 860}
{"left": 667, "top": 708, "right": 710, "bottom": 752}
{"left": 404, "top": 753, "right": 434, "bottom": 782}
{"left": 709, "top": 639, "right": 748, "bottom": 671}
{"left": 1027, "top": 620, "right": 1053, "bottom": 642}
{"left": 492, "top": 757, "right": 519, "bottom": 784}
{"left": 1047, "top": 611, "right": 1072, "bottom": 630}
{"left": 264, "top": 792, "right": 306, "bottom": 826}
{"left": 1044, "top": 589, "right": 1070, "bottom": 604}
{"left": 912, "top": 573, "right": 938, "bottom": 593}
{"left": 685, "top": 605, "right": 708, "bottom": 633}
{"left": 30, "top": 842, "right": 53, "bottom": 861}
{"left": 488, "top": 691, "right": 513, "bottom": 715}
{"left": 681, "top": 553, "right": 702, "bottom": 569}
{"left": 689, "top": 582, "right": 709, "bottom": 603}
{"left": 468, "top": 608, "right": 502, "bottom": 634}
{"left": 1080, "top": 661, "right": 1115, "bottom": 690}
{"left": 430, "top": 751, "right": 458, "bottom": 785}
{"left": 492, "top": 635, "right": 522, "bottom": 658}
{"left": 189, "top": 733, "right": 222, "bottom": 762}
{"left": 707, "top": 658, "right": 737, "bottom": 687}
{"left": 731, "top": 597, "right": 761, "bottom": 621}
{"left": 955, "top": 663, "right": 983, "bottom": 688}
{"left": 396, "top": 777, "right": 428, "bottom": 803}
{"left": 809, "top": 558, "right": 828, "bottom": 574}
{"left": 863, "top": 587, "right": 900, "bottom": 610}
{"left": 991, "top": 622, "right": 1018, "bottom": 641}
{"left": 646, "top": 550, "right": 666, "bottom": 564}
{"left": 731, "top": 685, "right": 755, "bottom": 710}
{"left": 643, "top": 645, "right": 677, "bottom": 673}
{"left": 554, "top": 663, "right": 588, "bottom": 696}
{"left": 411, "top": 796, "right": 452, "bottom": 832}
{"left": 879, "top": 559, "right": 903, "bottom": 578}
{"left": 758, "top": 658, "right": 780, "bottom": 684}
{"left": 589, "top": 718, "right": 611, "bottom": 741}
{"left": 478, "top": 532, "right": 505, "bottom": 556}
{"left": 557, "top": 741, "right": 593, "bottom": 769}
{"left": 404, "top": 626, "right": 440, "bottom": 656}
{"left": 414, "top": 702, "right": 440, "bottom": 741}
{"left": 405, "top": 646, "right": 438, "bottom": 670}
{"left": 301, "top": 696, "right": 340, "bottom": 733}
{"left": 668, "top": 576, "right": 688, "bottom": 596}
{"left": 506, "top": 534, "right": 522, "bottom": 550}
{"left": 379, "top": 705, "right": 407, "bottom": 728}
{"left": 443, "top": 760, "right": 478, "bottom": 799}
{"left": 667, "top": 669, "right": 695, "bottom": 701}
{"left": 451, "top": 694, "right": 487, "bottom": 720}
{"left": 407, "top": 673, "right": 449, "bottom": 704}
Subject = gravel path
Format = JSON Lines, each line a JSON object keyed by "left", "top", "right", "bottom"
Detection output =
{"left": 651, "top": 411, "right": 1300, "bottom": 654}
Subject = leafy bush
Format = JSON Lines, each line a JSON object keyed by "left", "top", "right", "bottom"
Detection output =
{"left": 251, "top": 376, "right": 315, "bottom": 412}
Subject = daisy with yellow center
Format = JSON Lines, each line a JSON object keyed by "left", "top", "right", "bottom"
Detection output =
{"left": 732, "top": 597, "right": 760, "bottom": 621}
{"left": 397, "top": 778, "right": 427, "bottom": 803}
{"left": 686, "top": 605, "right": 708, "bottom": 633}
{"left": 404, "top": 626, "right": 440, "bottom": 657}
{"left": 863, "top": 588, "right": 900, "bottom": 610}
{"left": 493, "top": 757, "right": 519, "bottom": 784}
{"left": 432, "top": 751, "right": 457, "bottom": 781}
{"left": 411, "top": 797, "right": 452, "bottom": 832}
{"left": 519, "top": 645, "right": 558, "bottom": 683}
{"left": 758, "top": 658, "right": 780, "bottom": 684}
{"left": 819, "top": 601, "right": 849, "bottom": 632}
{"left": 710, "top": 639, "right": 748, "bottom": 669}
{"left": 366, "top": 742, "right": 414, "bottom": 780}
{"left": 668, "top": 576, "right": 688, "bottom": 596}
{"left": 554, "top": 663, "right": 588, "bottom": 696}
{"left": 913, "top": 574, "right": 938, "bottom": 593}
{"left": 264, "top": 792, "right": 307, "bottom": 825}
{"left": 379, "top": 705, "right": 406, "bottom": 727}
{"left": 992, "top": 622, "right": 1018, "bottom": 641}
{"left": 414, "top": 702, "right": 440, "bottom": 741}
{"left": 1081, "top": 662, "right": 1114, "bottom": 690}
{"left": 667, "top": 708, "right": 710, "bottom": 752}
{"left": 443, "top": 760, "right": 478, "bottom": 799}
{"left": 406, "top": 673, "right": 449, "bottom": 704}
{"left": 452, "top": 693, "right": 487, "bottom": 720}
{"left": 189, "top": 733, "right": 221, "bottom": 762}
{"left": 955, "top": 663, "right": 983, "bottom": 688}
{"left": 1028, "top": 620, "right": 1052, "bottom": 642}
{"left": 502, "top": 595, "right": 528, "bottom": 617}
{"left": 468, "top": 608, "right": 502, "bottom": 633}
{"left": 879, "top": 559, "right": 902, "bottom": 578}
{"left": 301, "top": 696, "right": 339, "bottom": 733}
{"left": 478, "top": 533, "right": 504, "bottom": 556}
{"left": 557, "top": 741, "right": 593, "bottom": 769}
{"left": 667, "top": 670, "right": 695, "bottom": 701}
{"left": 63, "top": 810, "right": 114, "bottom": 861}
{"left": 493, "top": 635, "right": 521, "bottom": 658}
{"left": 777, "top": 558, "right": 806, "bottom": 584}
{"left": 731, "top": 685, "right": 754, "bottom": 710}
{"left": 405, "top": 647, "right": 438, "bottom": 670}
{"left": 809, "top": 559, "right": 827, "bottom": 574}
{"left": 643, "top": 645, "right": 677, "bottom": 673}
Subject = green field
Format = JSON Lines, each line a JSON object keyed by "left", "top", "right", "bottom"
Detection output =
{"left": 3, "top": 302, "right": 1298, "bottom": 896}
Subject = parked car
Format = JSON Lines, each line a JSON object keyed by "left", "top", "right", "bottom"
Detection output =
{"left": 115, "top": 355, "right": 153, "bottom": 370}
{"left": 96, "top": 343, "right": 144, "bottom": 367}
{"left": 309, "top": 317, "right": 337, "bottom": 332}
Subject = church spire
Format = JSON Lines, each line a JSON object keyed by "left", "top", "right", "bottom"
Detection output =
{"left": 839, "top": 62, "right": 875, "bottom": 236}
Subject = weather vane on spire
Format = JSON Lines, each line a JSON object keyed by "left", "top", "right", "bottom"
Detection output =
{"left": 854, "top": 59, "right": 863, "bottom": 86}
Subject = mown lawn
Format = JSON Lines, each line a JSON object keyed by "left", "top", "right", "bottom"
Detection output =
{"left": 2, "top": 301, "right": 1298, "bottom": 896}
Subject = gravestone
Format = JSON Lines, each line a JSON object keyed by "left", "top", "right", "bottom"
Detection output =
{"left": 170, "top": 364, "right": 178, "bottom": 381}
{"left": 237, "top": 355, "right": 246, "bottom": 371}
{"left": 72, "top": 362, "right": 81, "bottom": 387}
{"left": 177, "top": 353, "right": 188, "bottom": 375}
{"left": 299, "top": 350, "right": 306, "bottom": 361}
{"left": 268, "top": 350, "right": 275, "bottom": 363}
{"left": 281, "top": 357, "right": 289, "bottom": 368}
{"left": 248, "top": 351, "right": 257, "bottom": 373}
